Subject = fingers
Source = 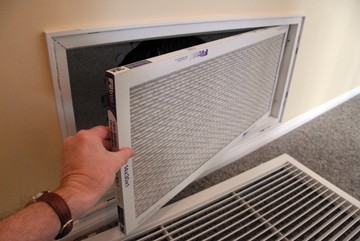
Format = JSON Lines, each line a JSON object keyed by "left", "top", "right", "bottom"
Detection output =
{"left": 90, "top": 126, "right": 111, "bottom": 141}
{"left": 103, "top": 139, "right": 112, "bottom": 150}
{"left": 87, "top": 126, "right": 112, "bottom": 149}
{"left": 88, "top": 126, "right": 134, "bottom": 170}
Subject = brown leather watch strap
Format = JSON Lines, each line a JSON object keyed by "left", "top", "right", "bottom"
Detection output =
{"left": 34, "top": 191, "right": 73, "bottom": 239}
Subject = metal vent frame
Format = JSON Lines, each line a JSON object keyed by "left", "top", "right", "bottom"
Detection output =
{"left": 46, "top": 15, "right": 304, "bottom": 140}
{"left": 83, "top": 154, "right": 360, "bottom": 241}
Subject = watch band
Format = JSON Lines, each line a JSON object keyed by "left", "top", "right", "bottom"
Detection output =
{"left": 31, "top": 191, "right": 73, "bottom": 239}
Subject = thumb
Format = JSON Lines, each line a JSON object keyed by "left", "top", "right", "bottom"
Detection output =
{"left": 119, "top": 147, "right": 135, "bottom": 159}
{"left": 112, "top": 147, "right": 134, "bottom": 170}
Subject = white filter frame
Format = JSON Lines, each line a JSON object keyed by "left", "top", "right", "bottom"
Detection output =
{"left": 107, "top": 25, "right": 289, "bottom": 234}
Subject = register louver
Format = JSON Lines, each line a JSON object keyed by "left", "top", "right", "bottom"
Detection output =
{"left": 106, "top": 26, "right": 289, "bottom": 234}
{"left": 120, "top": 154, "right": 360, "bottom": 241}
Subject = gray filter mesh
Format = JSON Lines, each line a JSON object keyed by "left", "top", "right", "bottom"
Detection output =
{"left": 130, "top": 33, "right": 286, "bottom": 216}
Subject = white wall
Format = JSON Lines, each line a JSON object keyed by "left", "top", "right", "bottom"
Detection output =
{"left": 1, "top": 0, "right": 359, "bottom": 217}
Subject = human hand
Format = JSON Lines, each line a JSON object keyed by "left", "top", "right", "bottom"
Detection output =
{"left": 55, "top": 126, "right": 134, "bottom": 220}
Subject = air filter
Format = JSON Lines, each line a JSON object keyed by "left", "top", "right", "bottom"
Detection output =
{"left": 106, "top": 25, "right": 288, "bottom": 234}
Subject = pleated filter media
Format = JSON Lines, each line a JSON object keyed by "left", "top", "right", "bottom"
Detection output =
{"left": 130, "top": 33, "right": 286, "bottom": 217}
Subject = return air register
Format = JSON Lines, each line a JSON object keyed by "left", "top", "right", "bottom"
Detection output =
{"left": 106, "top": 26, "right": 289, "bottom": 233}
{"left": 85, "top": 154, "right": 360, "bottom": 241}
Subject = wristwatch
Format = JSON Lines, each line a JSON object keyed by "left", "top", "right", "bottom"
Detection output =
{"left": 28, "top": 191, "right": 73, "bottom": 239}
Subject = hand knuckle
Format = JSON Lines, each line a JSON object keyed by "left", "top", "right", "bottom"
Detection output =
{"left": 76, "top": 129, "right": 91, "bottom": 140}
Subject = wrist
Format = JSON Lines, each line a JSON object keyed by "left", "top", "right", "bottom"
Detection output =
{"left": 54, "top": 184, "right": 96, "bottom": 221}
{"left": 54, "top": 187, "right": 82, "bottom": 221}
{"left": 29, "top": 191, "right": 73, "bottom": 240}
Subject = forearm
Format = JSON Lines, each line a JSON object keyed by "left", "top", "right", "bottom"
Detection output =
{"left": 0, "top": 188, "right": 86, "bottom": 241}
{"left": 0, "top": 126, "right": 133, "bottom": 241}
{"left": 0, "top": 201, "right": 60, "bottom": 241}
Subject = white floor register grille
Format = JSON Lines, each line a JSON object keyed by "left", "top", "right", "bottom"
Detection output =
{"left": 115, "top": 155, "right": 360, "bottom": 241}
{"left": 79, "top": 155, "right": 360, "bottom": 240}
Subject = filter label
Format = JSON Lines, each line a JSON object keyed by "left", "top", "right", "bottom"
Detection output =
{"left": 191, "top": 49, "right": 208, "bottom": 59}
